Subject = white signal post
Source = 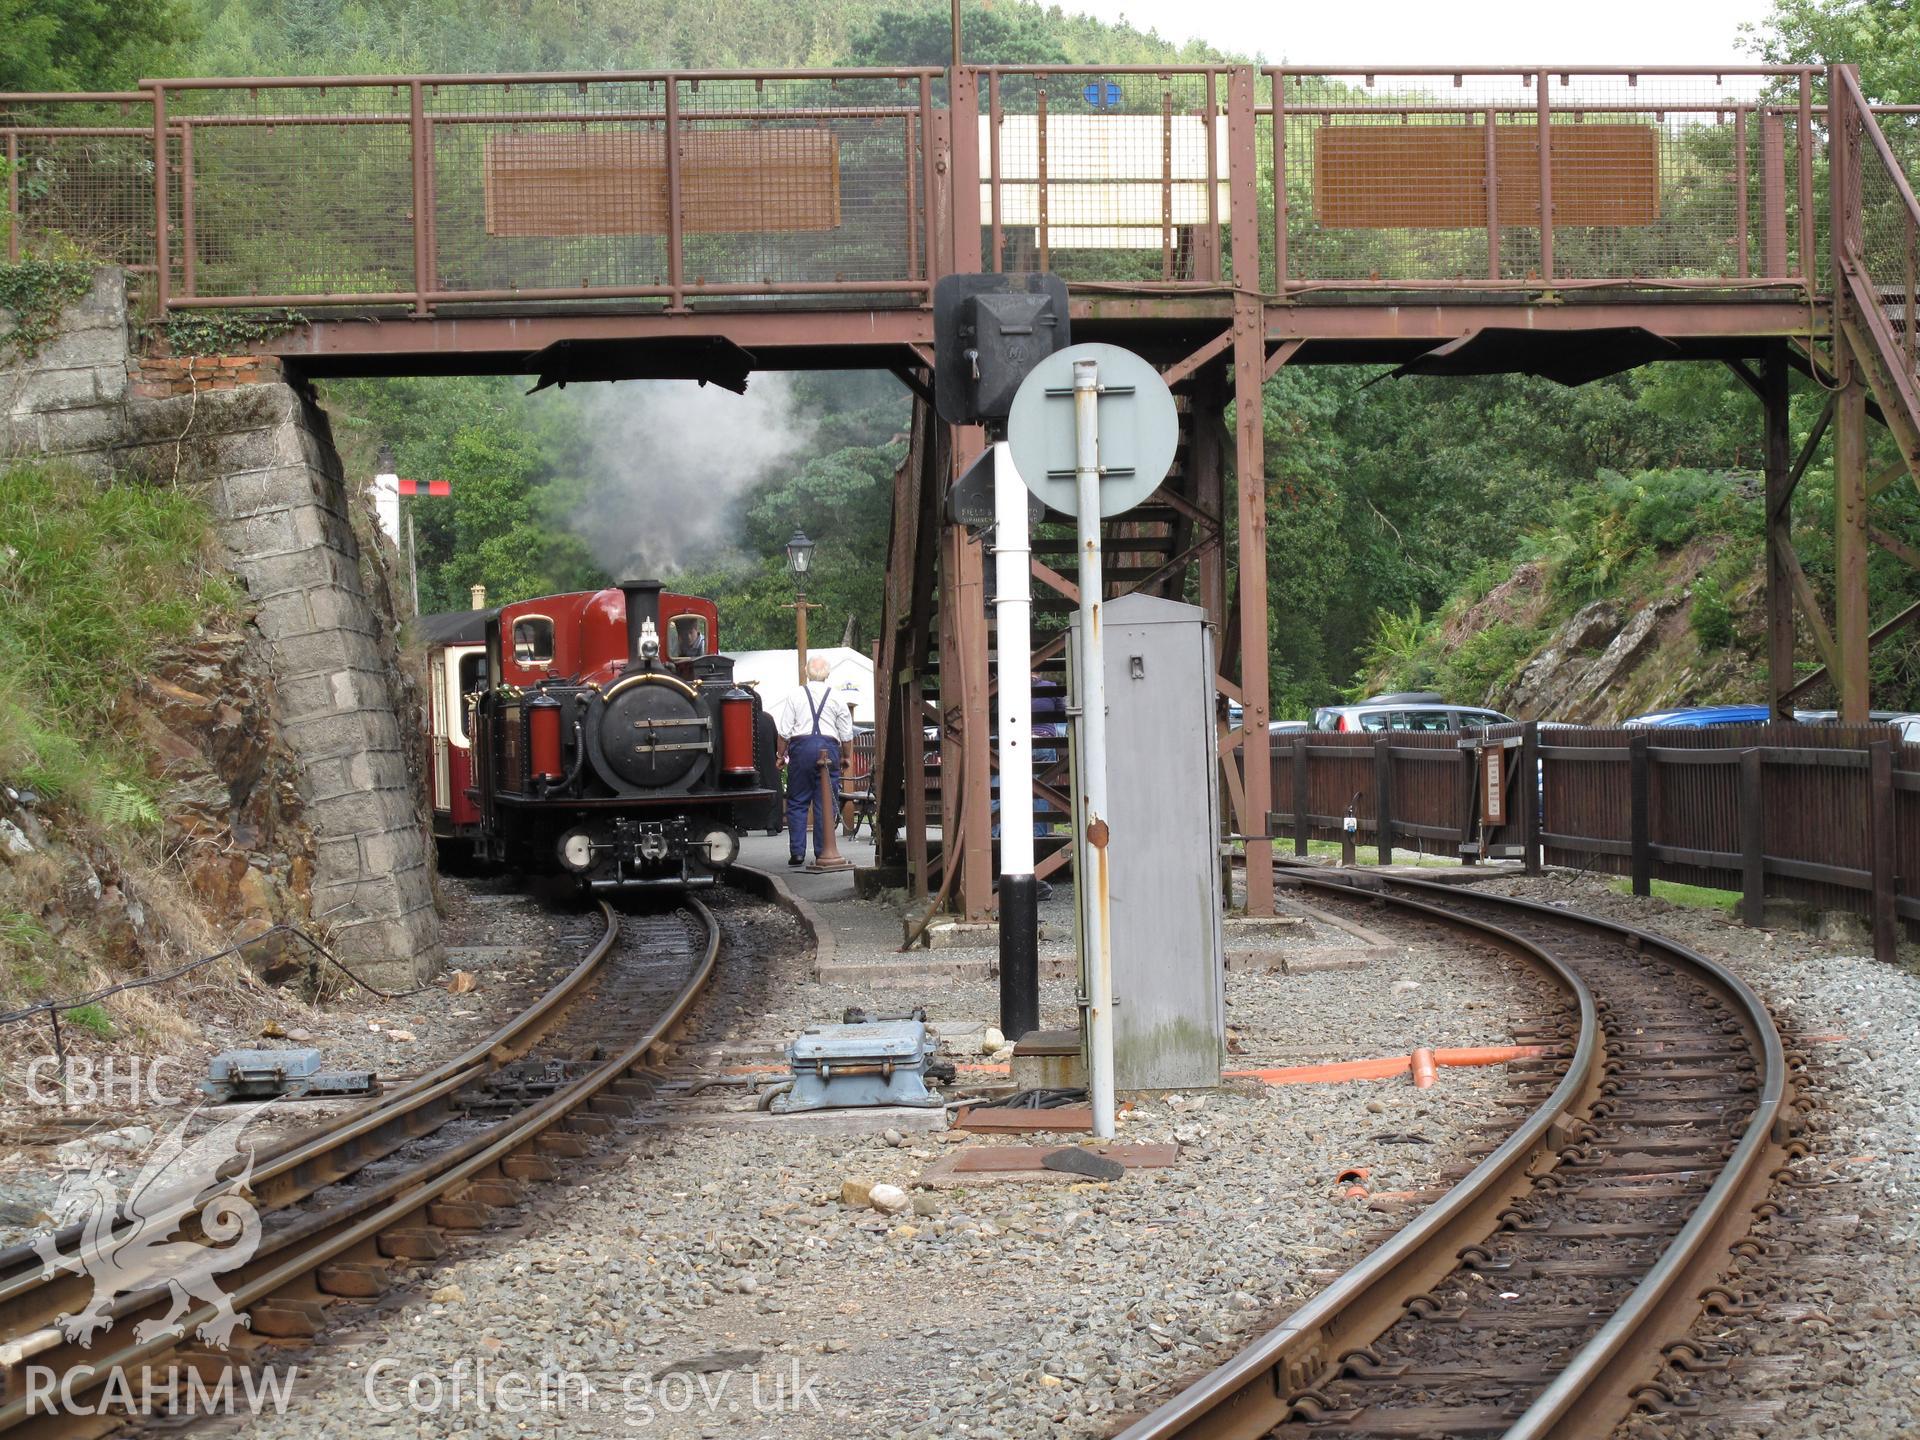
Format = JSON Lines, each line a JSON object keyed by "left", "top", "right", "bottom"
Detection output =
{"left": 1072, "top": 358, "right": 1117, "bottom": 1140}
{"left": 1007, "top": 341, "right": 1176, "bottom": 1143}
{"left": 992, "top": 440, "right": 1038, "bottom": 1034}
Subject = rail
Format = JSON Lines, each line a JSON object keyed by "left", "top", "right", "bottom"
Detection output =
{"left": 0, "top": 897, "right": 721, "bottom": 1431}
{"left": 0, "top": 64, "right": 1849, "bottom": 313}
{"left": 1118, "top": 867, "right": 1791, "bottom": 1440}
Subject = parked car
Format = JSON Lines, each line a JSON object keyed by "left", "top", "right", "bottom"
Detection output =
{"left": 1619, "top": 704, "right": 1773, "bottom": 727}
{"left": 1788, "top": 709, "right": 1904, "bottom": 725}
{"left": 1222, "top": 705, "right": 1310, "bottom": 736}
{"left": 1622, "top": 706, "right": 1914, "bottom": 728}
{"left": 1311, "top": 692, "right": 1516, "bottom": 734}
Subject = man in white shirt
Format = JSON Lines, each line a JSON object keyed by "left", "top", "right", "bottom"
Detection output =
{"left": 774, "top": 655, "right": 856, "bottom": 866}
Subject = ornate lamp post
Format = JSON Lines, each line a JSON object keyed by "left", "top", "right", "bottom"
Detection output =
{"left": 782, "top": 528, "right": 820, "bottom": 684}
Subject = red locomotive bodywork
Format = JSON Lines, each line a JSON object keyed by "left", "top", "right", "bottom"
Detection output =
{"left": 422, "top": 580, "right": 778, "bottom": 889}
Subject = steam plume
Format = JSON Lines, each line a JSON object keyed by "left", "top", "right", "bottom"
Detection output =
{"left": 559, "top": 376, "right": 813, "bottom": 575}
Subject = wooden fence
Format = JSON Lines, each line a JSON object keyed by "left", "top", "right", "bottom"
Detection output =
{"left": 1269, "top": 722, "right": 1916, "bottom": 962}
{"left": 1267, "top": 726, "right": 1538, "bottom": 864}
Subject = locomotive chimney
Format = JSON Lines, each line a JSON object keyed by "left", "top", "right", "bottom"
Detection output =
{"left": 619, "top": 577, "right": 664, "bottom": 668}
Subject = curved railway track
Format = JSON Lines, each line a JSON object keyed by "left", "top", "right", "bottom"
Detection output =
{"left": 0, "top": 895, "right": 720, "bottom": 1436}
{"left": 1121, "top": 867, "right": 1800, "bottom": 1440}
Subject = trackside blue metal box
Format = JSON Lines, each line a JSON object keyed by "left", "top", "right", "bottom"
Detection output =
{"left": 771, "top": 1020, "right": 942, "bottom": 1113}
{"left": 202, "top": 1048, "right": 376, "bottom": 1102}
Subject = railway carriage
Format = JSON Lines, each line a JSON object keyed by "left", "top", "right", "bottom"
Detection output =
{"left": 422, "top": 606, "right": 494, "bottom": 855}
{"left": 422, "top": 578, "right": 780, "bottom": 889}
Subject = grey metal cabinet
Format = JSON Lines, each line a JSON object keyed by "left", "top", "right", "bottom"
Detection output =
{"left": 1069, "top": 594, "right": 1226, "bottom": 1090}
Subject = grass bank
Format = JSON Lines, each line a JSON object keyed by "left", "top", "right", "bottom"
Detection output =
{"left": 0, "top": 461, "right": 241, "bottom": 1008}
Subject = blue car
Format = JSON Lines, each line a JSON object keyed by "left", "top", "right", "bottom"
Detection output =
{"left": 1620, "top": 705, "right": 1773, "bottom": 728}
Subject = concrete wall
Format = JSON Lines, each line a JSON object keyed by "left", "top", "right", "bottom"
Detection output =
{"left": 1, "top": 270, "right": 441, "bottom": 985}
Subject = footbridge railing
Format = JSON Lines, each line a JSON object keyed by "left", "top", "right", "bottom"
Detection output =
{"left": 0, "top": 64, "right": 1849, "bottom": 315}
{"left": 1832, "top": 67, "right": 1920, "bottom": 450}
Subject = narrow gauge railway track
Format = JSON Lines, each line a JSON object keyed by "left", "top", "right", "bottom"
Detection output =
{"left": 1121, "top": 868, "right": 1798, "bottom": 1440}
{"left": 0, "top": 897, "right": 720, "bottom": 1436}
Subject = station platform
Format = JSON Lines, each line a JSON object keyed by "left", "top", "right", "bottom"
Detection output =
{"left": 736, "top": 831, "right": 1423, "bottom": 992}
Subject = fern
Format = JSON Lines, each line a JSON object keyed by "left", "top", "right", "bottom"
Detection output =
{"left": 1352, "top": 605, "right": 1437, "bottom": 696}
{"left": 95, "top": 781, "right": 161, "bottom": 829}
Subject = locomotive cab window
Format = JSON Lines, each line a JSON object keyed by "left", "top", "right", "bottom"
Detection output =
{"left": 460, "top": 652, "right": 488, "bottom": 698}
{"left": 667, "top": 614, "right": 708, "bottom": 659}
{"left": 455, "top": 652, "right": 487, "bottom": 744}
{"left": 512, "top": 616, "right": 555, "bottom": 666}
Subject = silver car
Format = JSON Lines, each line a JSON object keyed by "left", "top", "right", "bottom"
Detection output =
{"left": 1311, "top": 691, "right": 1516, "bottom": 734}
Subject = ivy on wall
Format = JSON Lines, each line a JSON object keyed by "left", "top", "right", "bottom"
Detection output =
{"left": 0, "top": 261, "right": 96, "bottom": 363}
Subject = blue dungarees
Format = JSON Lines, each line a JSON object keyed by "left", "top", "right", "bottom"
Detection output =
{"left": 786, "top": 686, "right": 841, "bottom": 859}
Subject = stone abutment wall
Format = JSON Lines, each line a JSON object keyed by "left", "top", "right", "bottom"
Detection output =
{"left": 0, "top": 269, "right": 440, "bottom": 985}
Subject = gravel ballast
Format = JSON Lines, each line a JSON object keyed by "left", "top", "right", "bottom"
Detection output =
{"left": 223, "top": 860, "right": 1558, "bottom": 1440}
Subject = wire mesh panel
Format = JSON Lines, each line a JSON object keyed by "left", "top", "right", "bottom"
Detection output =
{"left": 6, "top": 130, "right": 164, "bottom": 270}
{"left": 162, "top": 83, "right": 418, "bottom": 302}
{"left": 1850, "top": 103, "right": 1920, "bottom": 409}
{"left": 121, "top": 72, "right": 934, "bottom": 310}
{"left": 431, "top": 80, "right": 667, "bottom": 302}
{"left": 2, "top": 96, "right": 162, "bottom": 273}
{"left": 429, "top": 74, "right": 931, "bottom": 305}
{"left": 981, "top": 69, "right": 1227, "bottom": 283}
{"left": 674, "top": 75, "right": 927, "bottom": 297}
{"left": 1267, "top": 69, "right": 1815, "bottom": 289}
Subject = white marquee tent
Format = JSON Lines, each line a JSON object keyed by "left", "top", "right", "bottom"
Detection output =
{"left": 722, "top": 646, "right": 875, "bottom": 727}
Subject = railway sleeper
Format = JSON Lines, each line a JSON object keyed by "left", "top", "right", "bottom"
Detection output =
{"left": 1463, "top": 1256, "right": 1668, "bottom": 1281}
{"left": 316, "top": 1262, "right": 392, "bottom": 1298}
{"left": 1297, "top": 1401, "right": 1521, "bottom": 1436}
{"left": 1548, "top": 1183, "right": 1713, "bottom": 1203}
{"left": 248, "top": 1298, "right": 330, "bottom": 1339}
{"left": 376, "top": 1227, "right": 446, "bottom": 1261}
{"left": 1338, "top": 1357, "right": 1569, "bottom": 1385}
{"left": 458, "top": 1177, "right": 528, "bottom": 1207}
{"left": 1605, "top": 1045, "right": 1757, "bottom": 1062}
{"left": 426, "top": 1200, "right": 495, "bottom": 1230}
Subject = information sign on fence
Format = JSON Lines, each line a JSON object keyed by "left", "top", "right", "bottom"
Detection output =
{"left": 1481, "top": 744, "right": 1507, "bottom": 826}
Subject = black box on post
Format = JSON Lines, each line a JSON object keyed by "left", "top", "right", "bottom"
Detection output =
{"left": 932, "top": 273, "right": 1070, "bottom": 431}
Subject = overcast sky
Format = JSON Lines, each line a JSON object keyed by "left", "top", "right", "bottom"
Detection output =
{"left": 1065, "top": 0, "right": 1775, "bottom": 67}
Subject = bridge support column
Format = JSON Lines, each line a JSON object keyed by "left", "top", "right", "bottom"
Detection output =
{"left": 1764, "top": 343, "right": 1795, "bottom": 720}
{"left": 1835, "top": 339, "right": 1872, "bottom": 722}
{"left": 1832, "top": 75, "right": 1873, "bottom": 724}
{"left": 938, "top": 425, "right": 994, "bottom": 923}
{"left": 1229, "top": 67, "right": 1273, "bottom": 916}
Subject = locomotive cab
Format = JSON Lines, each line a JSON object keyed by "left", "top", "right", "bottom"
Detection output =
{"left": 470, "top": 578, "right": 781, "bottom": 888}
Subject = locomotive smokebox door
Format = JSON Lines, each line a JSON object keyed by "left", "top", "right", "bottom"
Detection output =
{"left": 933, "top": 273, "right": 1071, "bottom": 429}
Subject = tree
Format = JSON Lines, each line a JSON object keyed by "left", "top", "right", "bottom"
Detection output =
{"left": 0, "top": 0, "right": 192, "bottom": 93}
{"left": 844, "top": 1, "right": 1069, "bottom": 66}
{"left": 1748, "top": 0, "right": 1920, "bottom": 103}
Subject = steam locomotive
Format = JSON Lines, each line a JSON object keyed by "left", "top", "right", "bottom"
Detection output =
{"left": 423, "top": 578, "right": 780, "bottom": 889}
